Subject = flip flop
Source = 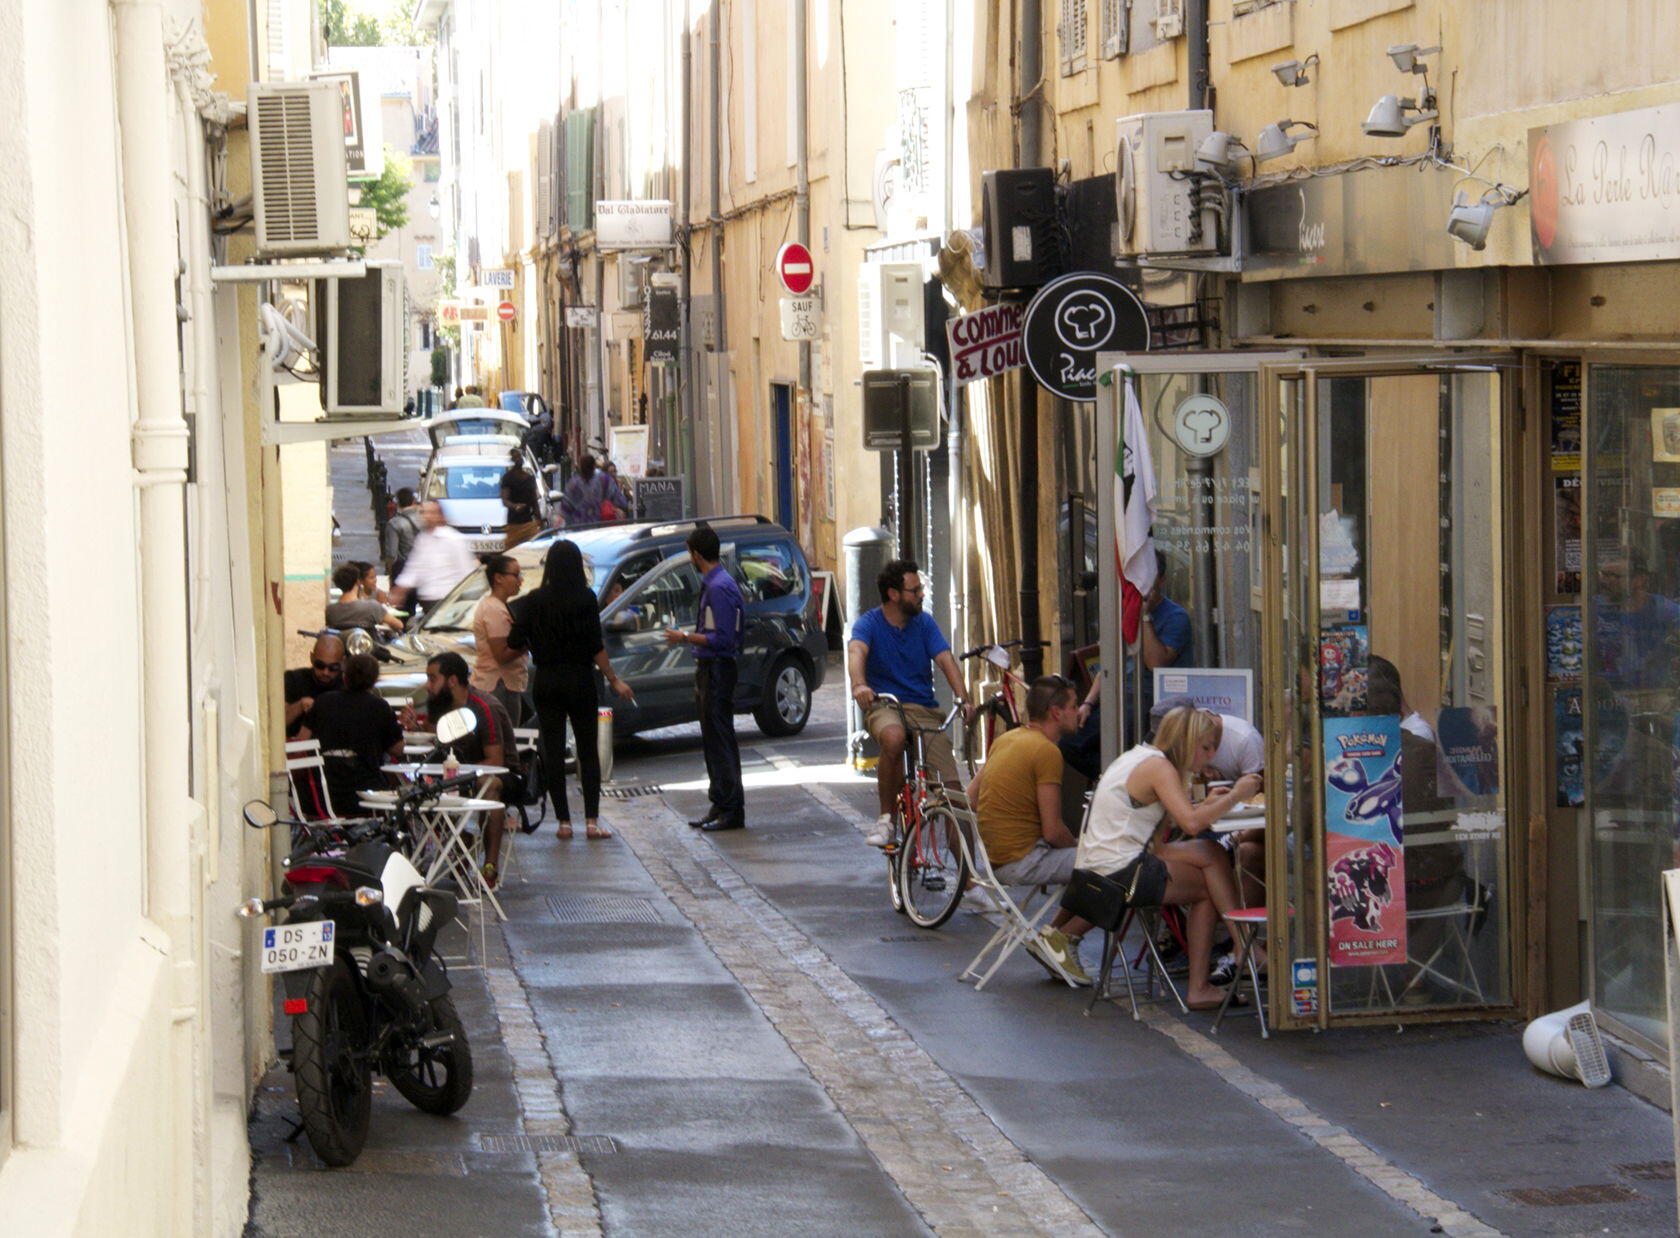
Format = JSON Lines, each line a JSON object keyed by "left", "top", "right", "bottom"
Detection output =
{"left": 585, "top": 825, "right": 614, "bottom": 840}
{"left": 556, "top": 824, "right": 573, "bottom": 840}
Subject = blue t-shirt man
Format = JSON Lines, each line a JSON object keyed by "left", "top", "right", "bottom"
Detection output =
{"left": 852, "top": 607, "right": 951, "bottom": 707}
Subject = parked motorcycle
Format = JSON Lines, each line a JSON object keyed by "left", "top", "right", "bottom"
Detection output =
{"left": 239, "top": 708, "right": 481, "bottom": 1166}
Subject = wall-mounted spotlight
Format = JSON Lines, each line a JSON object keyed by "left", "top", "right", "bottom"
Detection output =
{"left": 1255, "top": 119, "right": 1318, "bottom": 162}
{"left": 1386, "top": 42, "right": 1441, "bottom": 75}
{"left": 1446, "top": 186, "right": 1524, "bottom": 251}
{"left": 1194, "top": 130, "right": 1248, "bottom": 174}
{"left": 1363, "top": 92, "right": 1437, "bottom": 137}
{"left": 1270, "top": 53, "right": 1319, "bottom": 87}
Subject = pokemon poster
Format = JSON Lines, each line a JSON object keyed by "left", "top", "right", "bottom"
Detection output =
{"left": 1323, "top": 715, "right": 1408, "bottom": 967}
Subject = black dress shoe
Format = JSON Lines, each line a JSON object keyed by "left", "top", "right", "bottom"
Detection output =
{"left": 701, "top": 818, "right": 745, "bottom": 832}
{"left": 688, "top": 813, "right": 718, "bottom": 829}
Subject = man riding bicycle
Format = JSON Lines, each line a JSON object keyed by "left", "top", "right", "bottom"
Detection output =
{"left": 849, "top": 559, "right": 975, "bottom": 847}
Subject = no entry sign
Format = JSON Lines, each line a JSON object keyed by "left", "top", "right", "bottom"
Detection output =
{"left": 496, "top": 301, "right": 517, "bottom": 322}
{"left": 776, "top": 242, "right": 815, "bottom": 295}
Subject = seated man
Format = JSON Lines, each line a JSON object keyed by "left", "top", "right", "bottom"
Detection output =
{"left": 967, "top": 676, "right": 1094, "bottom": 986}
{"left": 284, "top": 632, "right": 345, "bottom": 737}
{"left": 296, "top": 653, "right": 404, "bottom": 814}
{"left": 412, "top": 651, "right": 521, "bottom": 889}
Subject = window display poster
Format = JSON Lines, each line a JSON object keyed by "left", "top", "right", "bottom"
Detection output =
{"left": 1323, "top": 715, "right": 1408, "bottom": 967}
{"left": 1554, "top": 475, "right": 1582, "bottom": 594}
{"left": 1319, "top": 625, "right": 1369, "bottom": 715}
{"left": 1436, "top": 706, "right": 1500, "bottom": 797}
{"left": 1555, "top": 688, "right": 1584, "bottom": 807}
{"left": 1153, "top": 668, "right": 1254, "bottom": 723}
{"left": 1550, "top": 360, "right": 1582, "bottom": 471}
{"left": 1653, "top": 408, "right": 1680, "bottom": 463}
{"left": 1545, "top": 604, "right": 1582, "bottom": 682}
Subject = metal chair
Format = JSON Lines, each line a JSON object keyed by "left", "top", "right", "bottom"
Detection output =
{"left": 949, "top": 793, "right": 1066, "bottom": 991}
{"left": 284, "top": 739, "right": 347, "bottom": 823}
{"left": 1211, "top": 907, "right": 1269, "bottom": 1038}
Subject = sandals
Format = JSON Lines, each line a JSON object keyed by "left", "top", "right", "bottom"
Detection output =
{"left": 556, "top": 824, "right": 573, "bottom": 840}
{"left": 585, "top": 824, "right": 614, "bottom": 840}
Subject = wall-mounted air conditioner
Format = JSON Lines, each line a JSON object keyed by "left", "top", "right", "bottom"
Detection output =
{"left": 618, "top": 257, "right": 649, "bottom": 307}
{"left": 316, "top": 260, "right": 408, "bottom": 414}
{"left": 857, "top": 261, "right": 925, "bottom": 371}
{"left": 250, "top": 81, "right": 352, "bottom": 256}
{"left": 1115, "top": 109, "right": 1215, "bottom": 257}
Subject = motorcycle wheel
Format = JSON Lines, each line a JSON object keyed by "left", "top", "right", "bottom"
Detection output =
{"left": 384, "top": 996, "right": 474, "bottom": 1115}
{"left": 292, "top": 960, "right": 373, "bottom": 1167}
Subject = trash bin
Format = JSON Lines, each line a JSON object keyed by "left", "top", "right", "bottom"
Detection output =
{"left": 843, "top": 526, "right": 894, "bottom": 769}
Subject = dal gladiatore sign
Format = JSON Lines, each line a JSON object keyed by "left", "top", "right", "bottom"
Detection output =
{"left": 945, "top": 303, "right": 1025, "bottom": 386}
{"left": 1530, "top": 102, "right": 1680, "bottom": 265}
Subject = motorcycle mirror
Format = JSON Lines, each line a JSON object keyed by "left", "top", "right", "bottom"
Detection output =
{"left": 344, "top": 628, "right": 374, "bottom": 657}
{"left": 434, "top": 706, "right": 478, "bottom": 745}
{"left": 242, "top": 799, "right": 281, "bottom": 830}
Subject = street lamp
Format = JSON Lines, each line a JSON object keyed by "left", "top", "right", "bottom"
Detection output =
{"left": 427, "top": 193, "right": 441, "bottom": 220}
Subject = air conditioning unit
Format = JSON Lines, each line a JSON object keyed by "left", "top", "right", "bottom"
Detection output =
{"left": 980, "top": 168, "right": 1058, "bottom": 289}
{"left": 250, "top": 81, "right": 352, "bottom": 255}
{"left": 857, "top": 261, "right": 925, "bottom": 371}
{"left": 1115, "top": 109, "right": 1215, "bottom": 257}
{"left": 316, "top": 260, "right": 408, "bottom": 414}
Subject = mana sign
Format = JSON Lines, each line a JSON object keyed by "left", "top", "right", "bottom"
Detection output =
{"left": 1020, "top": 272, "right": 1149, "bottom": 402}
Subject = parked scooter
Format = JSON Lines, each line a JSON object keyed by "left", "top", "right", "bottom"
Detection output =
{"left": 238, "top": 708, "right": 481, "bottom": 1166}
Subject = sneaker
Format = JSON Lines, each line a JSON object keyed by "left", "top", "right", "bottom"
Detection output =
{"left": 1025, "top": 928, "right": 1092, "bottom": 987}
{"left": 864, "top": 814, "right": 895, "bottom": 848}
{"left": 481, "top": 861, "right": 499, "bottom": 890}
{"left": 960, "top": 886, "right": 1003, "bottom": 920}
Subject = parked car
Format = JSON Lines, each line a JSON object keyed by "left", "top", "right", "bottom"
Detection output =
{"left": 498, "top": 390, "right": 551, "bottom": 418}
{"left": 376, "top": 515, "right": 826, "bottom": 738}
{"left": 418, "top": 441, "right": 555, "bottom": 555}
{"left": 424, "top": 409, "right": 529, "bottom": 451}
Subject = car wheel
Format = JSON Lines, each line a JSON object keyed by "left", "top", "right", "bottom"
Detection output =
{"left": 755, "top": 656, "right": 813, "bottom": 737}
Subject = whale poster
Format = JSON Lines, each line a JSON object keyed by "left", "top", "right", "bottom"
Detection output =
{"left": 1322, "top": 715, "right": 1408, "bottom": 968}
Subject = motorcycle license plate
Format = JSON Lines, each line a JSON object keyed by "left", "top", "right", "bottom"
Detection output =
{"left": 261, "top": 921, "right": 335, "bottom": 973}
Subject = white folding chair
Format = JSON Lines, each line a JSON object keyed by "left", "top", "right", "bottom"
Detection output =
{"left": 284, "top": 739, "right": 349, "bottom": 824}
{"left": 947, "top": 794, "right": 1067, "bottom": 991}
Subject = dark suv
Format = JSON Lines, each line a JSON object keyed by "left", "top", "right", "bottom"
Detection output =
{"left": 376, "top": 515, "right": 827, "bottom": 738}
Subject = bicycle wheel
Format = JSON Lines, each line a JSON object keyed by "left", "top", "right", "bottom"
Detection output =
{"left": 897, "top": 805, "right": 967, "bottom": 929}
{"left": 885, "top": 796, "right": 909, "bottom": 914}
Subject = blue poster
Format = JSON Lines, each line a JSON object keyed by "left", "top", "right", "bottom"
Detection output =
{"left": 1323, "top": 714, "right": 1407, "bottom": 967}
{"left": 1436, "top": 706, "right": 1500, "bottom": 797}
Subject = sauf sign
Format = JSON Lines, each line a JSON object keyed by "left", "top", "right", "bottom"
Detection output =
{"left": 945, "top": 303, "right": 1025, "bottom": 386}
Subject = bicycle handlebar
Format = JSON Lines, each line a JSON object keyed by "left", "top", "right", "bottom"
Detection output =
{"left": 958, "top": 638, "right": 1039, "bottom": 661}
{"left": 870, "top": 693, "right": 964, "bottom": 733}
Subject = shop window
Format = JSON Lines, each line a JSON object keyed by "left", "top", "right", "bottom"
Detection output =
{"left": 1059, "top": 0, "right": 1089, "bottom": 75}
{"left": 1101, "top": 0, "right": 1130, "bottom": 57}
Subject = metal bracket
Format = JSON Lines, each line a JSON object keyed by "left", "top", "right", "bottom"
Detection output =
{"left": 261, "top": 416, "right": 415, "bottom": 446}
{"left": 211, "top": 260, "right": 367, "bottom": 285}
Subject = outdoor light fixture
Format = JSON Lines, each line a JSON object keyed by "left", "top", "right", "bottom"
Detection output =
{"left": 1194, "top": 129, "right": 1247, "bottom": 174}
{"left": 427, "top": 193, "right": 441, "bottom": 219}
{"left": 1386, "top": 42, "right": 1441, "bottom": 75}
{"left": 1270, "top": 53, "right": 1318, "bottom": 87}
{"left": 1255, "top": 119, "right": 1317, "bottom": 162}
{"left": 1362, "top": 92, "right": 1437, "bottom": 137}
{"left": 1445, "top": 185, "right": 1525, "bottom": 250}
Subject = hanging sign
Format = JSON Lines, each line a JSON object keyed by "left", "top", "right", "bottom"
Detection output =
{"left": 565, "top": 305, "right": 599, "bottom": 328}
{"left": 1020, "top": 272, "right": 1149, "bottom": 402}
{"left": 1322, "top": 715, "right": 1408, "bottom": 968}
{"left": 945, "top": 303, "right": 1024, "bottom": 386}
{"left": 644, "top": 287, "right": 681, "bottom": 362}
{"left": 595, "top": 200, "right": 674, "bottom": 250}
{"left": 1170, "top": 395, "right": 1231, "bottom": 457}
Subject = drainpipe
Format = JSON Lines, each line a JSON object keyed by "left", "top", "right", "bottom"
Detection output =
{"left": 113, "top": 0, "right": 196, "bottom": 1229}
{"left": 943, "top": 0, "right": 965, "bottom": 656}
{"left": 680, "top": 4, "right": 695, "bottom": 505}
{"left": 1016, "top": 0, "right": 1044, "bottom": 680}
{"left": 1187, "top": 0, "right": 1209, "bottom": 110}
{"left": 794, "top": 0, "right": 809, "bottom": 399}
{"left": 709, "top": 0, "right": 727, "bottom": 510}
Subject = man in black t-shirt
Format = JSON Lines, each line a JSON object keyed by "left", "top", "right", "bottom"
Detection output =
{"left": 414, "top": 652, "right": 520, "bottom": 887}
{"left": 284, "top": 633, "right": 346, "bottom": 737}
{"left": 298, "top": 654, "right": 404, "bottom": 814}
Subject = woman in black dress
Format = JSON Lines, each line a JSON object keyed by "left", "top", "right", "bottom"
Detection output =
{"left": 510, "top": 539, "right": 634, "bottom": 839}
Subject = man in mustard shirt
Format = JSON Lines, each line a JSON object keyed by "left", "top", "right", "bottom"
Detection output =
{"left": 969, "top": 675, "right": 1093, "bottom": 985}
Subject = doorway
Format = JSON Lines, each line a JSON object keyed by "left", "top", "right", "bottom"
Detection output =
{"left": 771, "top": 382, "right": 794, "bottom": 529}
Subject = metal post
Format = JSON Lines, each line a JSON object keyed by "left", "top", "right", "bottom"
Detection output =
{"left": 1016, "top": 0, "right": 1044, "bottom": 680}
{"left": 897, "top": 373, "right": 914, "bottom": 558}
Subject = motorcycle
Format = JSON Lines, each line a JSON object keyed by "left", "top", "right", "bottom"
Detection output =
{"left": 238, "top": 708, "right": 480, "bottom": 1167}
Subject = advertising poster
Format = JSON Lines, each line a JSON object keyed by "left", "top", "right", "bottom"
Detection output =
{"left": 1323, "top": 715, "right": 1408, "bottom": 967}
{"left": 1555, "top": 688, "right": 1584, "bottom": 807}
{"left": 1319, "top": 625, "right": 1369, "bottom": 714}
{"left": 1653, "top": 408, "right": 1680, "bottom": 463}
{"left": 1154, "top": 668, "right": 1254, "bottom": 723}
{"left": 1553, "top": 475, "right": 1582, "bottom": 594}
{"left": 1545, "top": 605, "right": 1582, "bottom": 682}
{"left": 1436, "top": 706, "right": 1500, "bottom": 797}
{"left": 1549, "top": 360, "right": 1582, "bottom": 471}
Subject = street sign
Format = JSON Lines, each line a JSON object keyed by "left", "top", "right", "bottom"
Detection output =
{"left": 780, "top": 296, "right": 822, "bottom": 342}
{"left": 1020, "top": 272, "right": 1150, "bottom": 402}
{"left": 496, "top": 301, "right": 517, "bottom": 322}
{"left": 861, "top": 369, "right": 940, "bottom": 451}
{"left": 457, "top": 305, "right": 490, "bottom": 322}
{"left": 565, "top": 305, "right": 598, "bottom": 328}
{"left": 945, "top": 302, "right": 1025, "bottom": 386}
{"left": 776, "top": 241, "right": 815, "bottom": 295}
{"left": 483, "top": 268, "right": 516, "bottom": 288}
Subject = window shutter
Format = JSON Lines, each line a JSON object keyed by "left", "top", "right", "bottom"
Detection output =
{"left": 1102, "top": 0, "right": 1131, "bottom": 57}
{"left": 1059, "top": 0, "right": 1089, "bottom": 75}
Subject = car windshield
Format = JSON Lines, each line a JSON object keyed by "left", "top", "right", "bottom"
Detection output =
{"left": 444, "top": 417, "right": 520, "bottom": 437}
{"left": 437, "top": 464, "right": 506, "bottom": 499}
{"left": 419, "top": 552, "right": 598, "bottom": 632}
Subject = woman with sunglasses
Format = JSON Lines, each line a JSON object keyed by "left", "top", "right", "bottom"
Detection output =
{"left": 1076, "top": 705, "right": 1262, "bottom": 1009}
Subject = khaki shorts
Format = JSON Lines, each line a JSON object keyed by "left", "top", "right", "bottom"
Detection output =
{"left": 865, "top": 700, "right": 959, "bottom": 786}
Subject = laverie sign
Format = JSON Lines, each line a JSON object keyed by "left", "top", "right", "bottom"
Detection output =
{"left": 1530, "top": 102, "right": 1680, "bottom": 265}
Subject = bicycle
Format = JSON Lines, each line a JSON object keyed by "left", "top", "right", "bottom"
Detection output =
{"left": 871, "top": 693, "right": 969, "bottom": 928}
{"left": 958, "top": 639, "right": 1036, "bottom": 775}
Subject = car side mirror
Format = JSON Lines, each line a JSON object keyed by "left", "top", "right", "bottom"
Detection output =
{"left": 435, "top": 706, "right": 478, "bottom": 745}
{"left": 547, "top": 489, "right": 563, "bottom": 501}
{"left": 243, "top": 800, "right": 281, "bottom": 830}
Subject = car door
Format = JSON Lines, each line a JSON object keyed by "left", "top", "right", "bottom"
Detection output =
{"left": 729, "top": 537, "right": 808, "bottom": 704}
{"left": 599, "top": 553, "right": 703, "bottom": 729}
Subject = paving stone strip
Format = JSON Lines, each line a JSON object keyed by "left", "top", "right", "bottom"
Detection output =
{"left": 605, "top": 793, "right": 1109, "bottom": 1238}
{"left": 481, "top": 918, "right": 605, "bottom": 1237}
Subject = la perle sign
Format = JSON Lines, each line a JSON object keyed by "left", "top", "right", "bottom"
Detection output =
{"left": 1530, "top": 102, "right": 1680, "bottom": 265}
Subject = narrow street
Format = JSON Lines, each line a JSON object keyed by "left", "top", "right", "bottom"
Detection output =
{"left": 248, "top": 675, "right": 1674, "bottom": 1238}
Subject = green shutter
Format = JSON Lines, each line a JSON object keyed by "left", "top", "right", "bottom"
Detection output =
{"left": 564, "top": 108, "right": 596, "bottom": 233}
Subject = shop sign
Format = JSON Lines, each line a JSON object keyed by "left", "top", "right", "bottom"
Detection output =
{"left": 1170, "top": 394, "right": 1230, "bottom": 457}
{"left": 1530, "top": 103, "right": 1680, "bottom": 265}
{"left": 482, "top": 268, "right": 516, "bottom": 288}
{"left": 631, "top": 475, "right": 684, "bottom": 520}
{"left": 644, "top": 287, "right": 680, "bottom": 363}
{"left": 945, "top": 303, "right": 1025, "bottom": 386}
{"left": 456, "top": 304, "right": 490, "bottom": 322}
{"left": 308, "top": 69, "right": 374, "bottom": 178}
{"left": 1322, "top": 716, "right": 1408, "bottom": 968}
{"left": 565, "top": 305, "right": 599, "bottom": 328}
{"left": 595, "top": 200, "right": 674, "bottom": 250}
{"left": 1247, "top": 163, "right": 1458, "bottom": 280}
{"left": 1021, "top": 273, "right": 1150, "bottom": 402}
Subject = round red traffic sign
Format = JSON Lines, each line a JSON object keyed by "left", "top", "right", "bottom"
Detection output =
{"left": 776, "top": 242, "right": 815, "bottom": 295}
{"left": 496, "top": 301, "right": 517, "bottom": 322}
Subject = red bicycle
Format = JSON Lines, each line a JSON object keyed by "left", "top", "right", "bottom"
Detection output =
{"left": 875, "top": 694, "right": 968, "bottom": 928}
{"left": 959, "top": 639, "right": 1033, "bottom": 775}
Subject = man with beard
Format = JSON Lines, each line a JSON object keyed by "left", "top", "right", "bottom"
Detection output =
{"left": 411, "top": 652, "right": 520, "bottom": 888}
{"left": 284, "top": 632, "right": 346, "bottom": 737}
{"left": 848, "top": 559, "right": 974, "bottom": 847}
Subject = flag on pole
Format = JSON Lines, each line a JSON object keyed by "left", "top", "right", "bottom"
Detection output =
{"left": 1116, "top": 374, "right": 1158, "bottom": 644}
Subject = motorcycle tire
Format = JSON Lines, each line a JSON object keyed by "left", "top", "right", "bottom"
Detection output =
{"left": 383, "top": 996, "right": 474, "bottom": 1115}
{"left": 292, "top": 959, "right": 373, "bottom": 1167}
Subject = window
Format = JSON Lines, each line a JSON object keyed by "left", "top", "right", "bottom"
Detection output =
{"left": 735, "top": 539, "right": 805, "bottom": 603}
{"left": 1059, "top": 0, "right": 1089, "bottom": 74}
{"left": 422, "top": 160, "right": 441, "bottom": 183}
{"left": 416, "top": 244, "right": 435, "bottom": 270}
{"left": 618, "top": 561, "right": 700, "bottom": 632}
{"left": 1101, "top": 0, "right": 1130, "bottom": 57}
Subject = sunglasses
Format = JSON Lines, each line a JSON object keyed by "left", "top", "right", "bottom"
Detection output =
{"left": 312, "top": 660, "right": 342, "bottom": 672}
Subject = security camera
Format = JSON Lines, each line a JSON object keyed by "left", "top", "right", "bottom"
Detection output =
{"left": 1255, "top": 119, "right": 1317, "bottom": 163}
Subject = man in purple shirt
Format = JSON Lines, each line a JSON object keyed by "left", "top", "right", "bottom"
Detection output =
{"left": 664, "top": 524, "right": 746, "bottom": 830}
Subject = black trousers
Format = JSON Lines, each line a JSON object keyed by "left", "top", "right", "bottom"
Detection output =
{"left": 533, "top": 663, "right": 600, "bottom": 822}
{"left": 696, "top": 658, "right": 744, "bottom": 823}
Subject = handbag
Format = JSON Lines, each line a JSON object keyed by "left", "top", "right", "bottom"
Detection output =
{"left": 1061, "top": 868, "right": 1130, "bottom": 931}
